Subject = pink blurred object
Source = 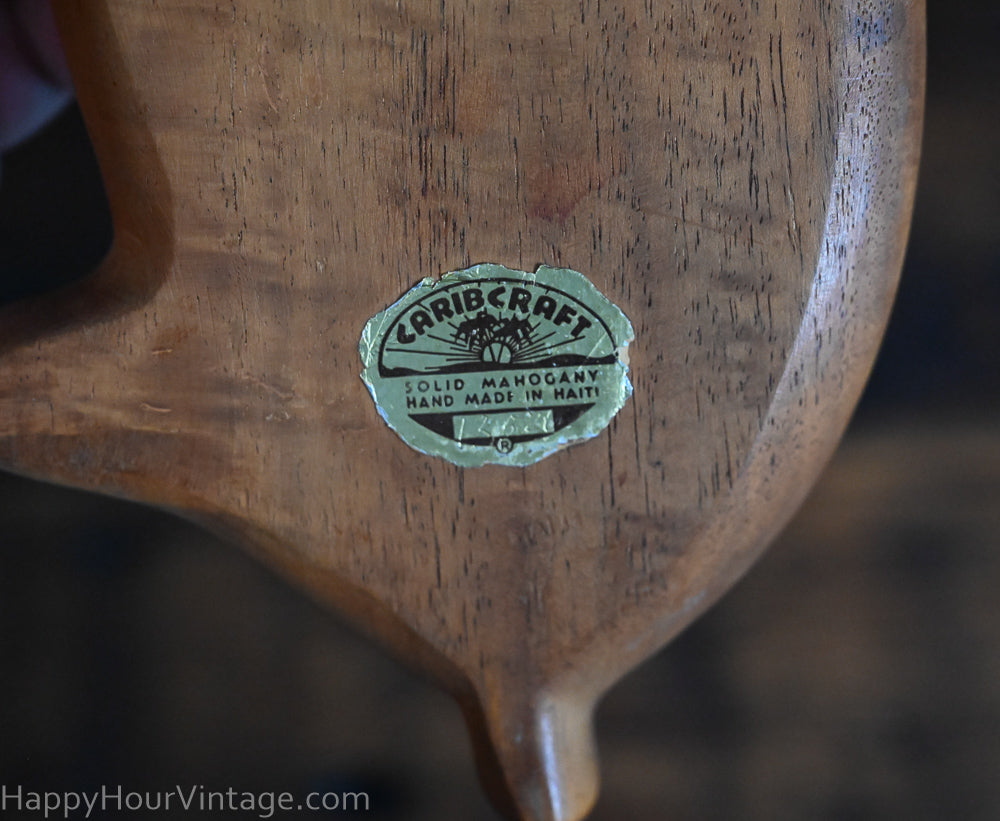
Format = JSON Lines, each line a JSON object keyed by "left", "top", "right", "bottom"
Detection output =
{"left": 0, "top": 0, "right": 73, "bottom": 153}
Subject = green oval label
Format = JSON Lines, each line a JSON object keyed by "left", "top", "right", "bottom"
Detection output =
{"left": 359, "top": 264, "right": 634, "bottom": 467}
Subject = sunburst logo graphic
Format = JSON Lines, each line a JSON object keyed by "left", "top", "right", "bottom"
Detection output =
{"left": 432, "top": 309, "right": 585, "bottom": 367}
{"left": 385, "top": 306, "right": 590, "bottom": 371}
{"left": 454, "top": 311, "right": 533, "bottom": 364}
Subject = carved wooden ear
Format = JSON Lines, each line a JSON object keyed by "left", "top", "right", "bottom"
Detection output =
{"left": 0, "top": 1, "right": 176, "bottom": 497}
{"left": 0, "top": 2, "right": 924, "bottom": 819}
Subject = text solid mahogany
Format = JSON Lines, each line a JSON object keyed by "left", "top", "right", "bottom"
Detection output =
{"left": 0, "top": 1, "right": 923, "bottom": 819}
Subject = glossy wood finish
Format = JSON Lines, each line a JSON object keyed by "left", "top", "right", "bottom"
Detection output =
{"left": 0, "top": 2, "right": 923, "bottom": 819}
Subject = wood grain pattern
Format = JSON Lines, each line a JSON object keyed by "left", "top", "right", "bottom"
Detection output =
{"left": 0, "top": 2, "right": 923, "bottom": 819}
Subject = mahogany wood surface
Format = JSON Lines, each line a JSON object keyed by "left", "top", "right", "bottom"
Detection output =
{"left": 0, "top": 2, "right": 923, "bottom": 819}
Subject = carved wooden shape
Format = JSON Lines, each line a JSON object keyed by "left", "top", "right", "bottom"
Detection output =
{"left": 0, "top": 2, "right": 923, "bottom": 819}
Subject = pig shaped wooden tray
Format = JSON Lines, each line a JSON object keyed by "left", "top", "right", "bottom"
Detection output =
{"left": 0, "top": 2, "right": 923, "bottom": 819}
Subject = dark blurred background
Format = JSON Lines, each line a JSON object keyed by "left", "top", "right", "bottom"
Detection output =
{"left": 1, "top": 2, "right": 998, "bottom": 819}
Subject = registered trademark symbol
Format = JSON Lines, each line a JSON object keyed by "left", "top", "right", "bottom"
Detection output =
{"left": 495, "top": 437, "right": 513, "bottom": 454}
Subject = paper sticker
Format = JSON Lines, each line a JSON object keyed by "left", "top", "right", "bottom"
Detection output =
{"left": 359, "top": 263, "right": 634, "bottom": 467}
